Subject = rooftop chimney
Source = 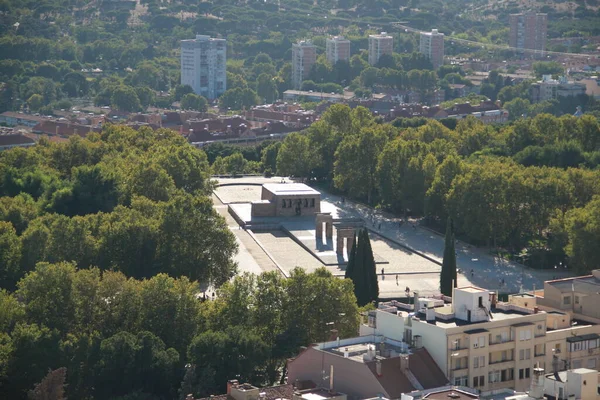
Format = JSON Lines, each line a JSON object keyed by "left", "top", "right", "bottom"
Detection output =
{"left": 376, "top": 360, "right": 382, "bottom": 376}
{"left": 227, "top": 380, "right": 239, "bottom": 395}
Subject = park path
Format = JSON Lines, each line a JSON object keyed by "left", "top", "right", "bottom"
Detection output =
{"left": 318, "top": 192, "right": 569, "bottom": 294}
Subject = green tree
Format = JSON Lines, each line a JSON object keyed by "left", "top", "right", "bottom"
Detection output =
{"left": 334, "top": 127, "right": 388, "bottom": 204}
{"left": 0, "top": 221, "right": 21, "bottom": 289}
{"left": 345, "top": 229, "right": 378, "bottom": 307}
{"left": 565, "top": 196, "right": 600, "bottom": 273}
{"left": 224, "top": 152, "right": 247, "bottom": 176}
{"left": 440, "top": 217, "right": 457, "bottom": 296}
{"left": 532, "top": 61, "right": 564, "bottom": 78}
{"left": 180, "top": 93, "right": 208, "bottom": 112}
{"left": 276, "top": 132, "right": 318, "bottom": 179}
{"left": 135, "top": 86, "right": 155, "bottom": 109}
{"left": 111, "top": 85, "right": 141, "bottom": 112}
{"left": 256, "top": 73, "right": 279, "bottom": 103}
{"left": 27, "top": 94, "right": 44, "bottom": 112}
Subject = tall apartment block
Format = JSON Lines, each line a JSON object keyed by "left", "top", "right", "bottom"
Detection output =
{"left": 419, "top": 29, "right": 445, "bottom": 70}
{"left": 326, "top": 36, "right": 351, "bottom": 64}
{"left": 291, "top": 40, "right": 317, "bottom": 90}
{"left": 180, "top": 35, "right": 227, "bottom": 100}
{"left": 368, "top": 32, "right": 393, "bottom": 66}
{"left": 509, "top": 13, "right": 547, "bottom": 54}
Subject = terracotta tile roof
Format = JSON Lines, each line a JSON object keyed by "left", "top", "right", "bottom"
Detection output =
{"left": 0, "top": 133, "right": 36, "bottom": 146}
{"left": 408, "top": 348, "right": 448, "bottom": 389}
{"left": 366, "top": 358, "right": 415, "bottom": 398}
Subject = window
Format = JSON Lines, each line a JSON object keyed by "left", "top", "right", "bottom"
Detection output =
{"left": 564, "top": 296, "right": 571, "bottom": 305}
{"left": 282, "top": 199, "right": 287, "bottom": 208}
{"left": 473, "top": 356, "right": 485, "bottom": 368}
{"left": 519, "top": 369, "right": 524, "bottom": 380}
{"left": 519, "top": 330, "right": 532, "bottom": 341}
{"left": 588, "top": 358, "right": 597, "bottom": 369}
{"left": 525, "top": 368, "right": 530, "bottom": 379}
{"left": 480, "top": 376, "right": 485, "bottom": 386}
{"left": 526, "top": 349, "right": 531, "bottom": 360}
{"left": 573, "top": 360, "right": 582, "bottom": 369}
{"left": 489, "top": 370, "right": 500, "bottom": 383}
{"left": 454, "top": 376, "right": 467, "bottom": 386}
{"left": 473, "top": 376, "right": 479, "bottom": 387}
{"left": 479, "top": 336, "right": 485, "bottom": 348}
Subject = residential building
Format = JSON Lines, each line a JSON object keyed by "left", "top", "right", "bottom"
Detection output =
{"left": 287, "top": 334, "right": 448, "bottom": 400}
{"left": 180, "top": 35, "right": 227, "bottom": 100}
{"left": 419, "top": 29, "right": 445, "bottom": 70}
{"left": 0, "top": 111, "right": 46, "bottom": 127}
{"left": 0, "top": 134, "right": 36, "bottom": 150}
{"left": 291, "top": 40, "right": 317, "bottom": 90}
{"left": 361, "top": 287, "right": 550, "bottom": 393}
{"left": 282, "top": 90, "right": 354, "bottom": 103}
{"left": 530, "top": 75, "right": 586, "bottom": 103}
{"left": 368, "top": 32, "right": 393, "bottom": 66}
{"left": 195, "top": 380, "right": 298, "bottom": 400}
{"left": 509, "top": 13, "right": 547, "bottom": 54}
{"left": 506, "top": 367, "right": 600, "bottom": 400}
{"left": 244, "top": 105, "right": 316, "bottom": 127}
{"left": 326, "top": 36, "right": 351, "bottom": 64}
{"left": 401, "top": 386, "right": 479, "bottom": 400}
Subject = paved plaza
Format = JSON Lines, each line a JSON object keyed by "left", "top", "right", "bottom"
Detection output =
{"left": 213, "top": 176, "right": 571, "bottom": 298}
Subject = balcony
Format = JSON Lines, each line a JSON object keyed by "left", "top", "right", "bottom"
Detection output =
{"left": 489, "top": 358, "right": 514, "bottom": 366}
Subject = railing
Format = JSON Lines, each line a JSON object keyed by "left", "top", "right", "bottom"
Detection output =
{"left": 489, "top": 339, "right": 513, "bottom": 346}
{"left": 489, "top": 358, "right": 514, "bottom": 365}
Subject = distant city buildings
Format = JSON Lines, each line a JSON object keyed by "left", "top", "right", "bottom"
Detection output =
{"left": 326, "top": 36, "right": 351, "bottom": 64}
{"left": 180, "top": 35, "right": 227, "bottom": 100}
{"left": 509, "top": 13, "right": 547, "bottom": 54}
{"left": 368, "top": 32, "right": 393, "bottom": 66}
{"left": 291, "top": 40, "right": 317, "bottom": 90}
{"left": 530, "top": 75, "right": 586, "bottom": 103}
{"left": 419, "top": 29, "right": 445, "bottom": 70}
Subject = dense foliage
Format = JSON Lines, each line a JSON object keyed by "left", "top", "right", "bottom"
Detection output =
{"left": 1, "top": 0, "right": 599, "bottom": 114}
{"left": 0, "top": 264, "right": 359, "bottom": 399}
{"left": 0, "top": 125, "right": 237, "bottom": 289}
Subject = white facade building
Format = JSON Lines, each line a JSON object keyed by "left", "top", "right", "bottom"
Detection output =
{"left": 180, "top": 35, "right": 227, "bottom": 100}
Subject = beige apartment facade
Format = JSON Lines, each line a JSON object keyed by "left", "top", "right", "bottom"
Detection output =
{"left": 326, "top": 36, "right": 351, "bottom": 64}
{"left": 292, "top": 40, "right": 317, "bottom": 90}
{"left": 368, "top": 33, "right": 393, "bottom": 66}
{"left": 363, "top": 285, "right": 600, "bottom": 395}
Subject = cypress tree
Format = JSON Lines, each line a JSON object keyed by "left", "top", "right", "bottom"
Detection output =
{"left": 359, "top": 228, "right": 379, "bottom": 306}
{"left": 440, "top": 217, "right": 457, "bottom": 296}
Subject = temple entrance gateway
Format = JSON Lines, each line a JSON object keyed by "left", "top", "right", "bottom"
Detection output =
{"left": 336, "top": 227, "right": 356, "bottom": 255}
{"left": 315, "top": 213, "right": 333, "bottom": 240}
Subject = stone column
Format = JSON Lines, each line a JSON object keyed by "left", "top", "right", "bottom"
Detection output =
{"left": 316, "top": 222, "right": 323, "bottom": 239}
{"left": 325, "top": 221, "right": 333, "bottom": 238}
{"left": 336, "top": 235, "right": 345, "bottom": 254}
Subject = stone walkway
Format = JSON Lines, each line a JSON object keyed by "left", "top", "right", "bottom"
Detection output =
{"left": 212, "top": 177, "right": 571, "bottom": 297}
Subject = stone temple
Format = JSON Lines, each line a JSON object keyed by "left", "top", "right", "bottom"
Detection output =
{"left": 251, "top": 183, "right": 321, "bottom": 217}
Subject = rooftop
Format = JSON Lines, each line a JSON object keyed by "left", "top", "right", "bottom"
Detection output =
{"left": 263, "top": 183, "right": 320, "bottom": 196}
{"left": 295, "top": 388, "right": 343, "bottom": 400}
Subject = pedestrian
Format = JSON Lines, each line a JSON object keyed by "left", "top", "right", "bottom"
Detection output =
{"left": 396, "top": 274, "right": 399, "bottom": 285}
{"left": 470, "top": 269, "right": 474, "bottom": 278}
{"left": 378, "top": 223, "right": 381, "bottom": 230}
{"left": 381, "top": 268, "right": 385, "bottom": 276}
